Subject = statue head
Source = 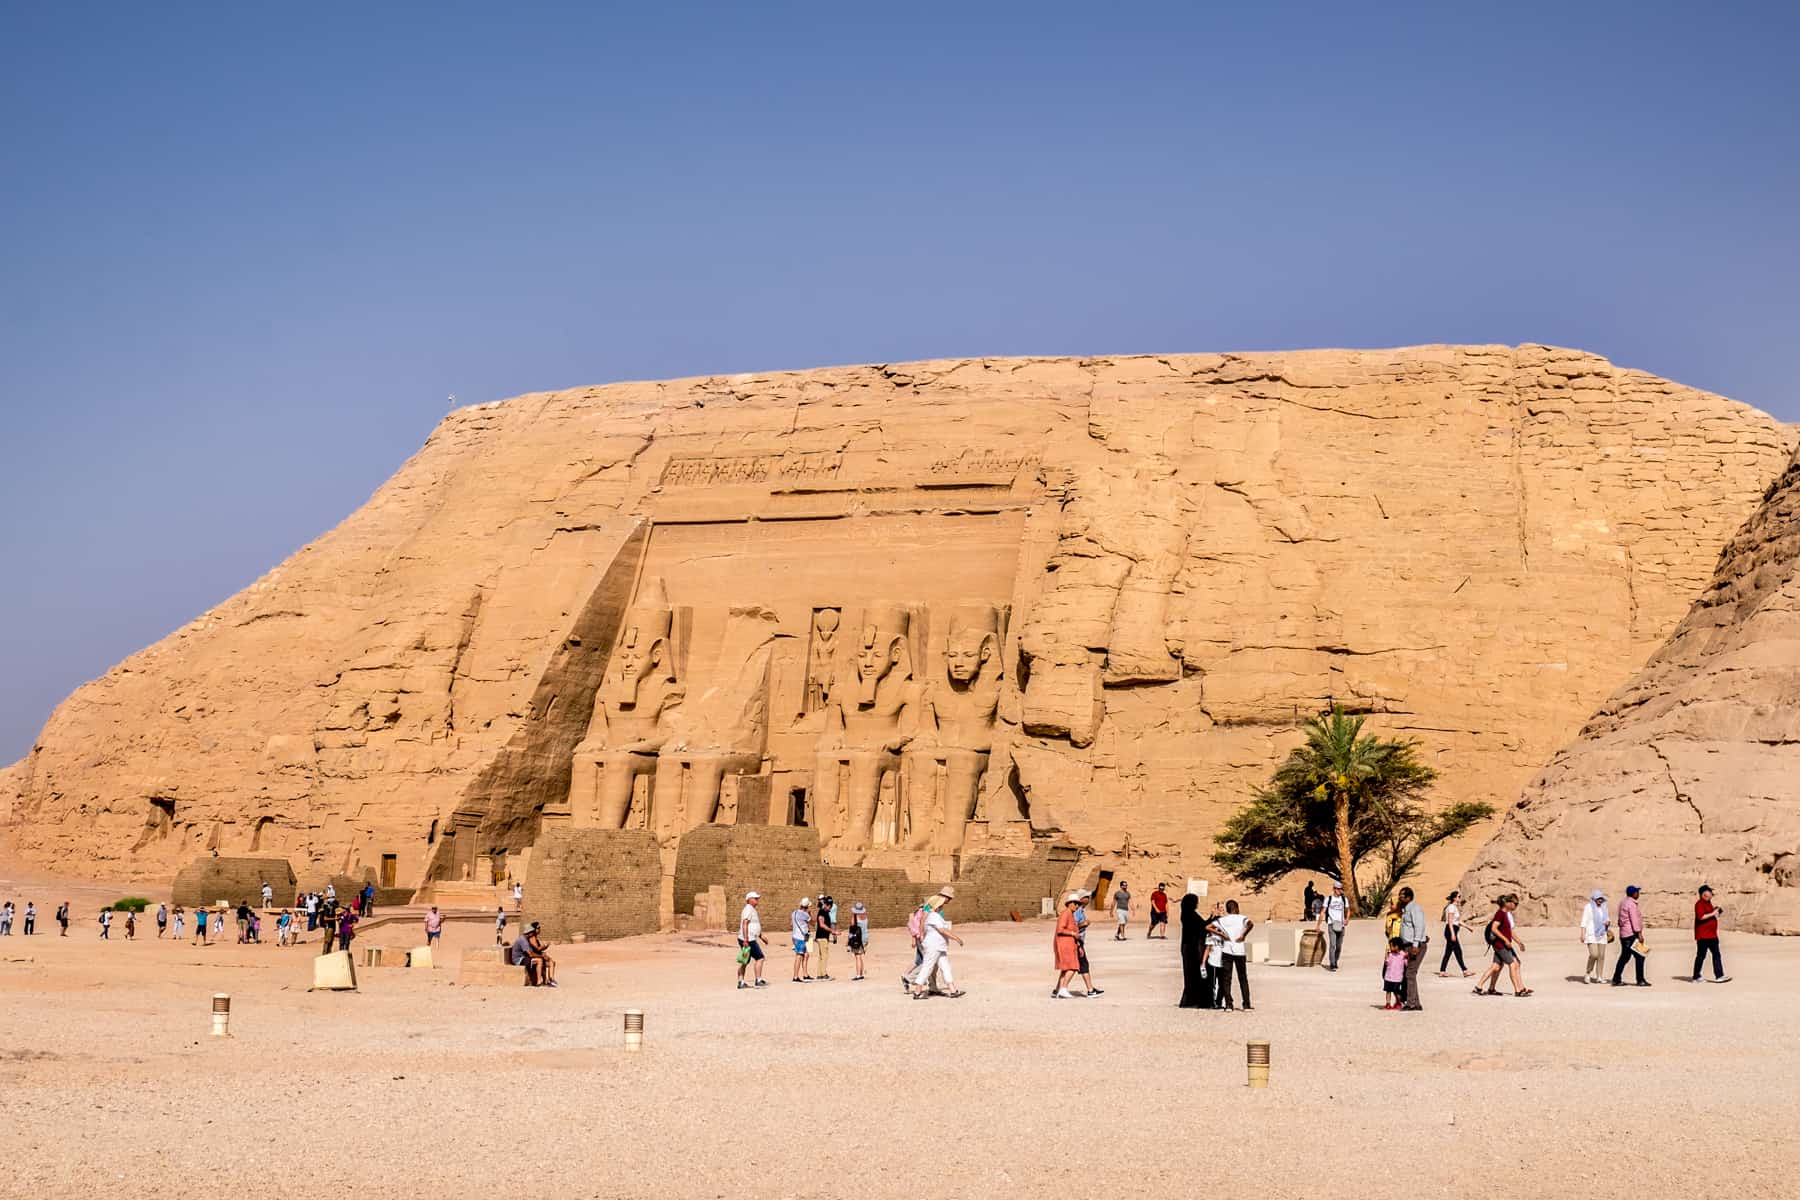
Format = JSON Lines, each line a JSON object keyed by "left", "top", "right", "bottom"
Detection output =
{"left": 814, "top": 608, "right": 840, "bottom": 640}
{"left": 853, "top": 604, "right": 911, "bottom": 705}
{"left": 944, "top": 604, "right": 999, "bottom": 684}
{"left": 602, "top": 577, "right": 674, "bottom": 707}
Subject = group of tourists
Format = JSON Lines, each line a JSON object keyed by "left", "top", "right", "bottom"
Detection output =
{"left": 1174, "top": 891, "right": 1257, "bottom": 1010}
{"left": 733, "top": 887, "right": 955, "bottom": 997}
{"left": 0, "top": 900, "right": 41, "bottom": 935}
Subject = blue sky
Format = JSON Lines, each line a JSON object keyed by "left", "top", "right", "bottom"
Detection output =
{"left": 2, "top": 2, "right": 1797, "bottom": 761}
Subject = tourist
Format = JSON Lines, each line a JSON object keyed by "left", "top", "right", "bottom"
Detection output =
{"left": 1147, "top": 882, "right": 1170, "bottom": 939}
{"left": 1054, "top": 893, "right": 1084, "bottom": 998}
{"left": 1215, "top": 899, "right": 1254, "bottom": 1011}
{"left": 1398, "top": 886, "right": 1428, "bottom": 1010}
{"left": 361, "top": 882, "right": 375, "bottom": 917}
{"left": 511, "top": 925, "right": 540, "bottom": 985}
{"left": 236, "top": 901, "right": 253, "bottom": 944}
{"left": 98, "top": 909, "right": 112, "bottom": 939}
{"left": 337, "top": 904, "right": 358, "bottom": 957}
{"left": 425, "top": 905, "right": 443, "bottom": 948}
{"left": 1073, "top": 891, "right": 1102, "bottom": 996}
{"left": 737, "top": 890, "right": 767, "bottom": 990}
{"left": 171, "top": 905, "right": 185, "bottom": 939}
{"left": 904, "top": 889, "right": 951, "bottom": 992}
{"left": 56, "top": 901, "right": 70, "bottom": 936}
{"left": 1176, "top": 894, "right": 1216, "bottom": 1009}
{"left": 155, "top": 902, "right": 168, "bottom": 939}
{"left": 23, "top": 901, "right": 36, "bottom": 936}
{"left": 526, "top": 922, "right": 557, "bottom": 987}
{"left": 1317, "top": 881, "right": 1348, "bottom": 970}
{"left": 125, "top": 910, "right": 136, "bottom": 939}
{"left": 1610, "top": 885, "right": 1648, "bottom": 987}
{"left": 813, "top": 893, "right": 836, "bottom": 981}
{"left": 0, "top": 901, "right": 11, "bottom": 935}
{"left": 261, "top": 880, "right": 273, "bottom": 909}
{"left": 325, "top": 882, "right": 336, "bottom": 905}
{"left": 790, "top": 896, "right": 814, "bottom": 982}
{"left": 1111, "top": 880, "right": 1131, "bottom": 940}
{"left": 909, "top": 890, "right": 963, "bottom": 999}
{"left": 1436, "top": 890, "right": 1473, "bottom": 977}
{"left": 276, "top": 909, "right": 293, "bottom": 946}
{"left": 512, "top": 880, "right": 524, "bottom": 911}
{"left": 1303, "top": 879, "right": 1319, "bottom": 922}
{"left": 194, "top": 905, "right": 209, "bottom": 945}
{"left": 494, "top": 905, "right": 507, "bottom": 946}
{"left": 1691, "top": 884, "right": 1731, "bottom": 984}
{"left": 1474, "top": 895, "right": 1530, "bottom": 996}
{"left": 1579, "top": 889, "right": 1611, "bottom": 984}
{"left": 1383, "top": 937, "right": 1408, "bottom": 1010}
{"left": 847, "top": 901, "right": 868, "bottom": 980}
{"left": 305, "top": 892, "right": 319, "bottom": 933}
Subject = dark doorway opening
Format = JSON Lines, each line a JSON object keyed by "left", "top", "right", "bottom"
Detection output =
{"left": 789, "top": 788, "right": 809, "bottom": 828}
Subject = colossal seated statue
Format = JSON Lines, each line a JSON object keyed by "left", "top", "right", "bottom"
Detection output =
{"left": 817, "top": 604, "right": 919, "bottom": 852}
{"left": 567, "top": 578, "right": 683, "bottom": 828}
{"left": 906, "top": 603, "right": 1004, "bottom": 852}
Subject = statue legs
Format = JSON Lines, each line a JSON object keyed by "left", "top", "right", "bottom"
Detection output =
{"left": 569, "top": 749, "right": 657, "bottom": 828}
{"left": 934, "top": 748, "right": 988, "bottom": 852}
{"left": 656, "top": 751, "right": 760, "bottom": 835}
{"left": 823, "top": 751, "right": 897, "bottom": 850}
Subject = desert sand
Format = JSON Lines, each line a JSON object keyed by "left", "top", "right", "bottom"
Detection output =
{"left": 2, "top": 866, "right": 1795, "bottom": 1200}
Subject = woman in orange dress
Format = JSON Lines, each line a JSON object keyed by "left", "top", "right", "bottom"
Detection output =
{"left": 1053, "top": 893, "right": 1082, "bottom": 998}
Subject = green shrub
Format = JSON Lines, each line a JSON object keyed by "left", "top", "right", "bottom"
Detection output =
{"left": 110, "top": 896, "right": 151, "bottom": 913}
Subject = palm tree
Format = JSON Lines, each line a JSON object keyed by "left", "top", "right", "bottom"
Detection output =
{"left": 1265, "top": 705, "right": 1420, "bottom": 917}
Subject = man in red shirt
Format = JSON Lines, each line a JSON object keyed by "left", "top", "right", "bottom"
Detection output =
{"left": 1146, "top": 883, "right": 1170, "bottom": 940}
{"left": 1691, "top": 884, "right": 1731, "bottom": 984}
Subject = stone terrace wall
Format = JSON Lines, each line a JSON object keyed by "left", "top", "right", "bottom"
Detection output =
{"left": 673, "top": 825, "right": 824, "bottom": 924}
{"left": 170, "top": 857, "right": 296, "bottom": 909}
{"left": 527, "top": 829, "right": 660, "bottom": 942}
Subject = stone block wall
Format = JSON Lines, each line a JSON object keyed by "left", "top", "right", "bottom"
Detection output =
{"left": 527, "top": 828, "right": 661, "bottom": 942}
{"left": 171, "top": 856, "right": 296, "bottom": 908}
{"left": 673, "top": 824, "right": 824, "bottom": 921}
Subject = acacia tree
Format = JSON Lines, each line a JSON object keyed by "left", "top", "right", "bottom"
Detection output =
{"left": 1211, "top": 705, "right": 1491, "bottom": 916}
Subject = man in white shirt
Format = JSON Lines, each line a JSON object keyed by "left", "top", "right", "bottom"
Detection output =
{"left": 1215, "top": 899, "right": 1254, "bottom": 1010}
{"left": 1316, "top": 881, "right": 1349, "bottom": 971}
{"left": 737, "top": 891, "right": 767, "bottom": 990}
{"left": 1579, "top": 889, "right": 1611, "bottom": 983}
{"left": 908, "top": 891, "right": 965, "bottom": 998}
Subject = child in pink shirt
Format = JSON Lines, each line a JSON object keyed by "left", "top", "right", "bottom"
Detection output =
{"left": 1383, "top": 937, "right": 1407, "bottom": 1010}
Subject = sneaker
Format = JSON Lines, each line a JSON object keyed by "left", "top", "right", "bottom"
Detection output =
{"left": 1714, "top": 975, "right": 1732, "bottom": 984}
{"left": 737, "top": 981, "right": 748, "bottom": 989}
{"left": 851, "top": 975, "right": 864, "bottom": 981}
{"left": 1087, "top": 988, "right": 1105, "bottom": 997}
{"left": 546, "top": 980, "right": 559, "bottom": 988}
{"left": 1689, "top": 975, "right": 1702, "bottom": 983}
{"left": 1242, "top": 1004, "right": 1256, "bottom": 1011}
{"left": 817, "top": 974, "right": 831, "bottom": 981}
{"left": 753, "top": 979, "right": 767, "bottom": 988}
{"left": 1634, "top": 981, "right": 1651, "bottom": 987}
{"left": 1054, "top": 989, "right": 1074, "bottom": 999}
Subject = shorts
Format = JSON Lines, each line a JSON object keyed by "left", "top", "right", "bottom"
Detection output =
{"left": 1493, "top": 945, "right": 1517, "bottom": 965}
{"left": 1383, "top": 980, "right": 1404, "bottom": 996}
{"left": 741, "top": 940, "right": 764, "bottom": 961}
{"left": 1149, "top": 910, "right": 1168, "bottom": 926}
{"left": 1077, "top": 949, "right": 1090, "bottom": 974}
{"left": 793, "top": 937, "right": 810, "bottom": 957}
{"left": 427, "top": 930, "right": 441, "bottom": 943}
{"left": 1115, "top": 910, "right": 1129, "bottom": 924}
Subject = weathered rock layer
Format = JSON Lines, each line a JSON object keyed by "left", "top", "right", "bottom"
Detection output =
{"left": 3, "top": 346, "right": 1791, "bottom": 901}
{"left": 1462, "top": 447, "right": 1800, "bottom": 933}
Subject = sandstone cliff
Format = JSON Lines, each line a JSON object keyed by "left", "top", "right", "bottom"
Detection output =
{"left": 1462, "top": 446, "right": 1800, "bottom": 933}
{"left": 3, "top": 346, "right": 1791, "bottom": 899}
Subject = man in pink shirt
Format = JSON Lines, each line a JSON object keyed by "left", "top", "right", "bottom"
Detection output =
{"left": 425, "top": 905, "right": 443, "bottom": 948}
{"left": 1610, "top": 884, "right": 1648, "bottom": 987}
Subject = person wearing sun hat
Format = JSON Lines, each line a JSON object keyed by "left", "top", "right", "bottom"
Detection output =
{"left": 737, "top": 891, "right": 767, "bottom": 990}
{"left": 1579, "top": 888, "right": 1611, "bottom": 983}
{"left": 847, "top": 901, "right": 869, "bottom": 980}
{"left": 1053, "top": 892, "right": 1083, "bottom": 998}
{"left": 908, "top": 889, "right": 964, "bottom": 999}
{"left": 790, "top": 896, "right": 814, "bottom": 982}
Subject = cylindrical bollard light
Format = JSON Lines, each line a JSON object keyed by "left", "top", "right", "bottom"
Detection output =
{"left": 623, "top": 1009, "right": 645, "bottom": 1053}
{"left": 211, "top": 993, "right": 232, "bottom": 1038}
{"left": 1246, "top": 1039, "right": 1270, "bottom": 1088}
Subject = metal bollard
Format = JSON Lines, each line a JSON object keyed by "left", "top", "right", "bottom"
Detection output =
{"left": 1246, "top": 1039, "right": 1270, "bottom": 1088}
{"left": 623, "top": 1009, "right": 644, "bottom": 1053}
{"left": 211, "top": 993, "right": 231, "bottom": 1038}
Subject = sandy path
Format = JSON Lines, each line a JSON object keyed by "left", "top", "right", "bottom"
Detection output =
{"left": 2, "top": 889, "right": 1794, "bottom": 1200}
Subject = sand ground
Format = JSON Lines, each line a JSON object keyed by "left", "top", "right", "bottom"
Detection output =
{"left": 1, "top": 866, "right": 1795, "bottom": 1200}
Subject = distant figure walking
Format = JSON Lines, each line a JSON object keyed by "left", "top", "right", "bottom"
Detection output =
{"left": 194, "top": 906, "right": 209, "bottom": 945}
{"left": 425, "top": 906, "right": 443, "bottom": 947}
{"left": 1215, "top": 899, "right": 1254, "bottom": 1011}
{"left": 1383, "top": 938, "right": 1408, "bottom": 1010}
{"left": 125, "top": 910, "right": 136, "bottom": 939}
{"left": 261, "top": 881, "right": 273, "bottom": 909}
{"left": 1111, "top": 880, "right": 1131, "bottom": 940}
{"left": 156, "top": 903, "right": 168, "bottom": 939}
{"left": 337, "top": 905, "right": 358, "bottom": 957}
{"left": 0, "top": 901, "right": 12, "bottom": 935}
{"left": 98, "top": 909, "right": 112, "bottom": 939}
{"left": 908, "top": 890, "right": 963, "bottom": 999}
{"left": 494, "top": 905, "right": 507, "bottom": 946}
{"left": 1176, "top": 894, "right": 1215, "bottom": 1009}
{"left": 1053, "top": 893, "right": 1084, "bottom": 999}
{"left": 512, "top": 880, "right": 524, "bottom": 911}
{"left": 172, "top": 905, "right": 185, "bottom": 939}
{"left": 847, "top": 901, "right": 869, "bottom": 980}
{"left": 737, "top": 890, "right": 767, "bottom": 990}
{"left": 1398, "top": 887, "right": 1428, "bottom": 1010}
{"left": 790, "top": 897, "right": 814, "bottom": 982}
{"left": 1474, "top": 895, "right": 1529, "bottom": 996}
{"left": 1317, "top": 881, "right": 1348, "bottom": 971}
{"left": 1437, "top": 890, "right": 1473, "bottom": 977}
{"left": 1303, "top": 879, "right": 1319, "bottom": 922}
{"left": 1691, "top": 885, "right": 1731, "bottom": 984}
{"left": 56, "top": 902, "right": 70, "bottom": 936}
{"left": 813, "top": 893, "right": 837, "bottom": 981}
{"left": 1610, "top": 885, "right": 1648, "bottom": 987}
{"left": 1579, "top": 890, "right": 1611, "bottom": 983}
{"left": 1147, "top": 882, "right": 1170, "bottom": 939}
{"left": 1073, "top": 892, "right": 1102, "bottom": 996}
{"left": 23, "top": 902, "right": 35, "bottom": 936}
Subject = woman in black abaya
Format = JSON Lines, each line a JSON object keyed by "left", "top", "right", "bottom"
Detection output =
{"left": 1177, "top": 893, "right": 1215, "bottom": 1008}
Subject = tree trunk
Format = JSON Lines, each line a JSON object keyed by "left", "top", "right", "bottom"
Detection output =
{"left": 1334, "top": 790, "right": 1358, "bottom": 917}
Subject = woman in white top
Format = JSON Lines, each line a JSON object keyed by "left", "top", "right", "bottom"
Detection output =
{"left": 1578, "top": 889, "right": 1611, "bottom": 983}
{"left": 1436, "top": 890, "right": 1474, "bottom": 977}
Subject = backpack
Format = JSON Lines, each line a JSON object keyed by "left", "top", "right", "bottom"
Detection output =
{"left": 907, "top": 906, "right": 926, "bottom": 940}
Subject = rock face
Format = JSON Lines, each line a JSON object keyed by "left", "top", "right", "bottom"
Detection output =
{"left": 2, "top": 346, "right": 1791, "bottom": 908}
{"left": 1462, "top": 449, "right": 1800, "bottom": 933}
